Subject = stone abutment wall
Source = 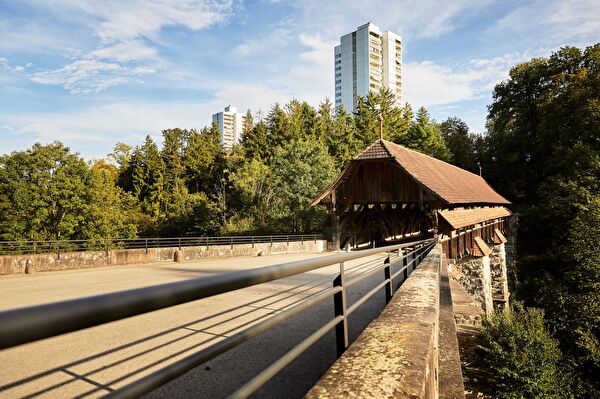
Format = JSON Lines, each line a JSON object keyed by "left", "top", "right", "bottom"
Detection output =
{"left": 449, "top": 243, "right": 510, "bottom": 317}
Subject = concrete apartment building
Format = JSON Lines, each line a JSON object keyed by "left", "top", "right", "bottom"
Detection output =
{"left": 212, "top": 105, "right": 246, "bottom": 150}
{"left": 334, "top": 22, "right": 403, "bottom": 111}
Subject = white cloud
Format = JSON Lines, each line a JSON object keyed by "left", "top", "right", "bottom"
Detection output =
{"left": 274, "top": 34, "right": 335, "bottom": 104}
{"left": 30, "top": 59, "right": 155, "bottom": 94}
{"left": 22, "top": 0, "right": 234, "bottom": 93}
{"left": 287, "top": 0, "right": 495, "bottom": 40}
{"left": 232, "top": 28, "right": 292, "bottom": 56}
{"left": 88, "top": 40, "right": 158, "bottom": 62}
{"left": 404, "top": 52, "right": 534, "bottom": 108}
{"left": 491, "top": 0, "right": 600, "bottom": 45}
{"left": 92, "top": 0, "right": 234, "bottom": 42}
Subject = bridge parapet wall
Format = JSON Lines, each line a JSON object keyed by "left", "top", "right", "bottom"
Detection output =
{"left": 0, "top": 240, "right": 327, "bottom": 275}
{"left": 307, "top": 244, "right": 444, "bottom": 399}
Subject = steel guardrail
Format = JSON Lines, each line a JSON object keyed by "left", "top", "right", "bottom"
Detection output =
{"left": 0, "top": 234, "right": 323, "bottom": 256}
{"left": 0, "top": 238, "right": 436, "bottom": 399}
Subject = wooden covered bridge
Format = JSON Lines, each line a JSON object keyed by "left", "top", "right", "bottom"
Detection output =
{"left": 312, "top": 139, "right": 511, "bottom": 259}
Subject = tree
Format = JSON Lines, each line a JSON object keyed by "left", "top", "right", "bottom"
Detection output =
{"left": 404, "top": 107, "right": 450, "bottom": 161}
{"left": 243, "top": 109, "right": 254, "bottom": 135}
{"left": 286, "top": 99, "right": 318, "bottom": 140}
{"left": 440, "top": 117, "right": 477, "bottom": 172}
{"left": 183, "top": 127, "right": 222, "bottom": 194}
{"left": 0, "top": 142, "right": 89, "bottom": 241}
{"left": 229, "top": 158, "right": 275, "bottom": 231}
{"left": 485, "top": 44, "right": 600, "bottom": 396}
{"left": 327, "top": 105, "right": 362, "bottom": 169}
{"left": 354, "top": 87, "right": 410, "bottom": 145}
{"left": 479, "top": 303, "right": 564, "bottom": 399}
{"left": 80, "top": 161, "right": 137, "bottom": 239}
{"left": 160, "top": 128, "right": 188, "bottom": 217}
{"left": 269, "top": 139, "right": 336, "bottom": 233}
{"left": 240, "top": 121, "right": 269, "bottom": 160}
{"left": 265, "top": 103, "right": 291, "bottom": 151}
{"left": 131, "top": 135, "right": 164, "bottom": 218}
{"left": 0, "top": 143, "right": 135, "bottom": 241}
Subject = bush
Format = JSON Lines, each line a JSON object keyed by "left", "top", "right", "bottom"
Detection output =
{"left": 479, "top": 303, "right": 565, "bottom": 399}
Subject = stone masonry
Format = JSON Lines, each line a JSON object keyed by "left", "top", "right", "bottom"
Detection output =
{"left": 489, "top": 243, "right": 509, "bottom": 309}
{"left": 453, "top": 255, "right": 493, "bottom": 315}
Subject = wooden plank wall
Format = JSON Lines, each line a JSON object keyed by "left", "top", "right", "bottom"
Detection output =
{"left": 441, "top": 218, "right": 509, "bottom": 259}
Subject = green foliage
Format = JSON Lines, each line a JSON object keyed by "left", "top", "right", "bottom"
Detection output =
{"left": 479, "top": 303, "right": 564, "bottom": 399}
{"left": 81, "top": 161, "right": 137, "bottom": 239}
{"left": 440, "top": 117, "right": 478, "bottom": 172}
{"left": 183, "top": 127, "right": 222, "bottom": 193}
{"left": 327, "top": 105, "right": 362, "bottom": 169}
{"left": 0, "top": 142, "right": 136, "bottom": 241}
{"left": 229, "top": 158, "right": 274, "bottom": 231}
{"left": 240, "top": 121, "right": 269, "bottom": 160}
{"left": 354, "top": 87, "right": 411, "bottom": 145}
{"left": 269, "top": 139, "right": 336, "bottom": 233}
{"left": 484, "top": 43, "right": 600, "bottom": 396}
{"left": 403, "top": 107, "right": 450, "bottom": 161}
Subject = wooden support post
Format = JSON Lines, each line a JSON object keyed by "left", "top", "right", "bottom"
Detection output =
{"left": 331, "top": 192, "right": 341, "bottom": 251}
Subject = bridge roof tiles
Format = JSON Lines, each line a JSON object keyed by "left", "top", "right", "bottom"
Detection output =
{"left": 438, "top": 207, "right": 513, "bottom": 230}
{"left": 312, "top": 140, "right": 511, "bottom": 206}
{"left": 380, "top": 140, "right": 511, "bottom": 205}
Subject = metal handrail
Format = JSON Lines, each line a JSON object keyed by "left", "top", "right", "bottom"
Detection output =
{"left": 0, "top": 238, "right": 436, "bottom": 399}
{"left": 0, "top": 234, "right": 323, "bottom": 255}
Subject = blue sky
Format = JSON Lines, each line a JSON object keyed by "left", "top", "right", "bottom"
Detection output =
{"left": 1, "top": 0, "right": 599, "bottom": 159}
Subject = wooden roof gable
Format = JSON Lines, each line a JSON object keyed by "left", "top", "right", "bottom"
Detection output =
{"left": 312, "top": 139, "right": 511, "bottom": 206}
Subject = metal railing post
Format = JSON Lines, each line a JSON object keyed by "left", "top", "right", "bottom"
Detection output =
{"left": 402, "top": 250, "right": 408, "bottom": 281}
{"left": 178, "top": 238, "right": 181, "bottom": 251}
{"left": 145, "top": 238, "right": 148, "bottom": 254}
{"left": 333, "top": 261, "right": 348, "bottom": 358}
{"left": 384, "top": 251, "right": 392, "bottom": 304}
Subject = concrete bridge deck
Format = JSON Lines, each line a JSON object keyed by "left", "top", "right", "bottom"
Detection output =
{"left": 0, "top": 252, "right": 396, "bottom": 398}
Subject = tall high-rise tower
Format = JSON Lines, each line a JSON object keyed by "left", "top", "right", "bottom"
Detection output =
{"left": 334, "top": 22, "right": 403, "bottom": 111}
{"left": 212, "top": 105, "right": 246, "bottom": 150}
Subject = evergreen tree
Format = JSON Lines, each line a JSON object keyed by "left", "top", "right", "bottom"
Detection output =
{"left": 265, "top": 103, "right": 291, "bottom": 151}
{"left": 243, "top": 109, "right": 254, "bottom": 135}
{"left": 183, "top": 127, "right": 221, "bottom": 194}
{"left": 328, "top": 105, "right": 362, "bottom": 169}
{"left": 354, "top": 87, "right": 410, "bottom": 145}
{"left": 404, "top": 107, "right": 450, "bottom": 161}
{"left": 240, "top": 120, "right": 269, "bottom": 160}
{"left": 160, "top": 128, "right": 187, "bottom": 216}
{"left": 132, "top": 135, "right": 164, "bottom": 217}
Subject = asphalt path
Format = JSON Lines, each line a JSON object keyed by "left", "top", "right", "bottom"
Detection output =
{"left": 0, "top": 250, "right": 404, "bottom": 398}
